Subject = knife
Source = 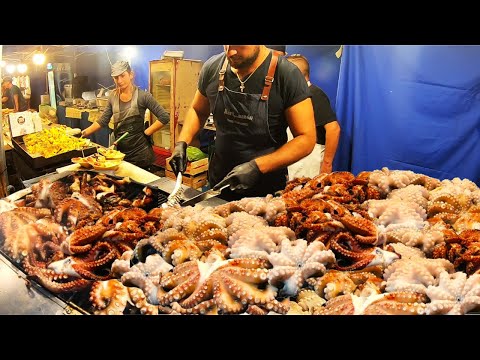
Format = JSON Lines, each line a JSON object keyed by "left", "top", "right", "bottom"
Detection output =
{"left": 180, "top": 184, "right": 229, "bottom": 207}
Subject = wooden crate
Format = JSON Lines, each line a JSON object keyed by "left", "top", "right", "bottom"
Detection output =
{"left": 165, "top": 169, "right": 208, "bottom": 189}
{"left": 165, "top": 157, "right": 208, "bottom": 175}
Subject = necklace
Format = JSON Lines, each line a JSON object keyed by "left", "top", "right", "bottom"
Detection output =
{"left": 234, "top": 67, "right": 257, "bottom": 93}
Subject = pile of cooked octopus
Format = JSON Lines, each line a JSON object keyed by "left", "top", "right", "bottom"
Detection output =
{"left": 1, "top": 168, "right": 480, "bottom": 315}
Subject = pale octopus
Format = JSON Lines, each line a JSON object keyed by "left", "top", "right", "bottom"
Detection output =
{"left": 267, "top": 239, "right": 336, "bottom": 296}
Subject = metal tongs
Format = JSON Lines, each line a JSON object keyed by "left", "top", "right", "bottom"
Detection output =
{"left": 110, "top": 132, "right": 129, "bottom": 149}
{"left": 163, "top": 172, "right": 185, "bottom": 207}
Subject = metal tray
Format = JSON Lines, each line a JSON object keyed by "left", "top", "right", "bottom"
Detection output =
{"left": 12, "top": 135, "right": 98, "bottom": 169}
{"left": 0, "top": 170, "right": 171, "bottom": 315}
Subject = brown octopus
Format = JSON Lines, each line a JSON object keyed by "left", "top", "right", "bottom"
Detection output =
{"left": 157, "top": 254, "right": 288, "bottom": 314}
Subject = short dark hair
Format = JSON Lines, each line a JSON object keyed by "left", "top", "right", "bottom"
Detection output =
{"left": 267, "top": 45, "right": 287, "bottom": 54}
{"left": 286, "top": 54, "right": 310, "bottom": 78}
{"left": 2, "top": 76, "right": 13, "bottom": 84}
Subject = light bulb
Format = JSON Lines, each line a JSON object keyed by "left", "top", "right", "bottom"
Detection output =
{"left": 33, "top": 53, "right": 46, "bottom": 65}
{"left": 18, "top": 63, "right": 28, "bottom": 73}
{"left": 6, "top": 64, "right": 16, "bottom": 74}
{"left": 122, "top": 46, "right": 137, "bottom": 61}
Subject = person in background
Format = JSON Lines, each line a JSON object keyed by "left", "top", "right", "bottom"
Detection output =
{"left": 1, "top": 83, "right": 13, "bottom": 109}
{"left": 286, "top": 54, "right": 341, "bottom": 177}
{"left": 81, "top": 60, "right": 170, "bottom": 170}
{"left": 267, "top": 45, "right": 287, "bottom": 56}
{"left": 2, "top": 76, "right": 28, "bottom": 112}
{"left": 169, "top": 45, "right": 316, "bottom": 201}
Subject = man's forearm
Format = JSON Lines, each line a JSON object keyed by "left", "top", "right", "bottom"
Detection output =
{"left": 14, "top": 95, "right": 19, "bottom": 112}
{"left": 323, "top": 122, "right": 341, "bottom": 165}
{"left": 255, "top": 133, "right": 315, "bottom": 173}
{"left": 145, "top": 120, "right": 164, "bottom": 136}
{"left": 82, "top": 122, "right": 102, "bottom": 137}
{"left": 177, "top": 107, "right": 208, "bottom": 145}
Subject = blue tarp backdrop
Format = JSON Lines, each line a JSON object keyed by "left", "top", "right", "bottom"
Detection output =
{"left": 334, "top": 45, "right": 480, "bottom": 185}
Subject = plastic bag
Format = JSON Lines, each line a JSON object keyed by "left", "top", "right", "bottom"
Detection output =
{"left": 186, "top": 146, "right": 208, "bottom": 161}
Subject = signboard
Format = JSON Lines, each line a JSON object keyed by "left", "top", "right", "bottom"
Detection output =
{"left": 8, "top": 111, "right": 36, "bottom": 137}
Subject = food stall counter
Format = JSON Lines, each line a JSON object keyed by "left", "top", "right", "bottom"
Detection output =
{"left": 56, "top": 161, "right": 161, "bottom": 184}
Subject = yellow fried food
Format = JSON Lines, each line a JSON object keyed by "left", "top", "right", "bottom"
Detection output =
{"left": 23, "top": 126, "right": 91, "bottom": 158}
{"left": 97, "top": 148, "right": 125, "bottom": 159}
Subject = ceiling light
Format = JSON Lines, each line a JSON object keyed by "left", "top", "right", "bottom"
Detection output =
{"left": 122, "top": 46, "right": 137, "bottom": 61}
{"left": 6, "top": 64, "right": 16, "bottom": 74}
{"left": 18, "top": 63, "right": 28, "bottom": 73}
{"left": 33, "top": 53, "right": 46, "bottom": 65}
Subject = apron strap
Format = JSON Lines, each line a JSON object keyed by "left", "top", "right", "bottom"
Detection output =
{"left": 261, "top": 51, "right": 279, "bottom": 101}
{"left": 218, "top": 56, "right": 229, "bottom": 92}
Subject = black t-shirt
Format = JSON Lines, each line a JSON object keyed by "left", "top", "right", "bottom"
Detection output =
{"left": 198, "top": 51, "right": 310, "bottom": 146}
{"left": 309, "top": 84, "right": 337, "bottom": 145}
{"left": 10, "top": 85, "right": 28, "bottom": 111}
{"left": 2, "top": 88, "right": 14, "bottom": 109}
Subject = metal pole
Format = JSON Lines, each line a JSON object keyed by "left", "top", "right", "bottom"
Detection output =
{"left": 0, "top": 45, "right": 9, "bottom": 198}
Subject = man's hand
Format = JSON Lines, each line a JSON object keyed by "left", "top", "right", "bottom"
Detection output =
{"left": 213, "top": 160, "right": 262, "bottom": 192}
{"left": 320, "top": 161, "right": 333, "bottom": 174}
{"left": 169, "top": 141, "right": 188, "bottom": 175}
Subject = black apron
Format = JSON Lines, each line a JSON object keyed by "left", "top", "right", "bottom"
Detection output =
{"left": 112, "top": 87, "right": 154, "bottom": 169}
{"left": 209, "top": 52, "right": 286, "bottom": 201}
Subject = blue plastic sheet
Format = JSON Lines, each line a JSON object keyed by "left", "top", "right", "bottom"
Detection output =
{"left": 334, "top": 45, "right": 480, "bottom": 185}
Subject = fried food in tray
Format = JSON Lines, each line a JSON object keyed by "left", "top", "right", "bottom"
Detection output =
{"left": 72, "top": 153, "right": 122, "bottom": 170}
{"left": 23, "top": 126, "right": 92, "bottom": 158}
{"left": 71, "top": 157, "right": 93, "bottom": 169}
{"left": 97, "top": 147, "right": 126, "bottom": 160}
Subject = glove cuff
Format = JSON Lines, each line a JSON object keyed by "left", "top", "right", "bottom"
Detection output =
{"left": 175, "top": 141, "right": 188, "bottom": 151}
{"left": 248, "top": 159, "right": 262, "bottom": 175}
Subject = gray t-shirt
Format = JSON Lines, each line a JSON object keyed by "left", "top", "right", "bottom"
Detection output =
{"left": 97, "top": 87, "right": 170, "bottom": 128}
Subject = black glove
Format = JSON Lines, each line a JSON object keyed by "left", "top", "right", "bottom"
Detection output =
{"left": 213, "top": 160, "right": 262, "bottom": 192}
{"left": 169, "top": 141, "right": 187, "bottom": 175}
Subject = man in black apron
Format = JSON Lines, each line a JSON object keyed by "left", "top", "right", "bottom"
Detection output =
{"left": 170, "top": 45, "right": 316, "bottom": 201}
{"left": 82, "top": 61, "right": 170, "bottom": 170}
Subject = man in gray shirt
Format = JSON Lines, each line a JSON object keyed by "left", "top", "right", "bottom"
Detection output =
{"left": 82, "top": 60, "right": 169, "bottom": 169}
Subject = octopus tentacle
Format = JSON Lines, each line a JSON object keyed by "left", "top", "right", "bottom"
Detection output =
{"left": 171, "top": 299, "right": 218, "bottom": 315}
{"left": 68, "top": 224, "right": 107, "bottom": 254}
{"left": 90, "top": 279, "right": 130, "bottom": 315}
{"left": 127, "top": 287, "right": 159, "bottom": 315}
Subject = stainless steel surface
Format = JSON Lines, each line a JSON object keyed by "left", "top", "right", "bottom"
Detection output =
{"left": 147, "top": 177, "right": 227, "bottom": 207}
{"left": 0, "top": 253, "right": 77, "bottom": 315}
{"left": 22, "top": 170, "right": 76, "bottom": 188}
{"left": 148, "top": 177, "right": 199, "bottom": 199}
{"left": 180, "top": 184, "right": 229, "bottom": 207}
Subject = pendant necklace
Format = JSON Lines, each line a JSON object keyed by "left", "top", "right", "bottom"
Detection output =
{"left": 234, "top": 66, "right": 258, "bottom": 93}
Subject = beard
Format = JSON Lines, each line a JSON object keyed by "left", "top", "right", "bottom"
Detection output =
{"left": 227, "top": 46, "right": 260, "bottom": 70}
